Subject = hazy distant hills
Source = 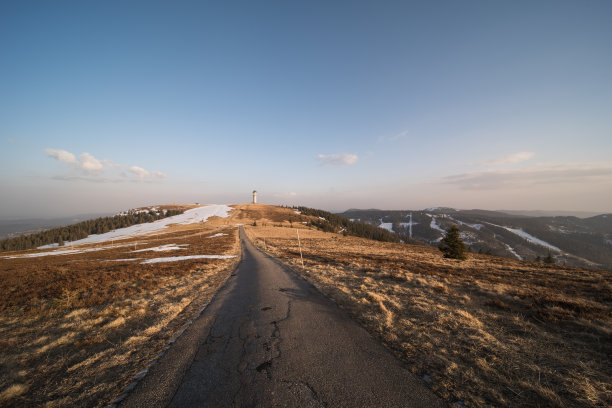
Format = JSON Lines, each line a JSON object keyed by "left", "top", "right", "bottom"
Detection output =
{"left": 339, "top": 208, "right": 612, "bottom": 269}
{"left": 0, "top": 214, "right": 112, "bottom": 240}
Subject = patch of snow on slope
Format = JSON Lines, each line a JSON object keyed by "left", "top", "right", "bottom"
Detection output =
{"left": 379, "top": 218, "right": 394, "bottom": 232}
{"left": 37, "top": 243, "right": 60, "bottom": 249}
{"left": 3, "top": 243, "right": 133, "bottom": 258}
{"left": 548, "top": 225, "right": 569, "bottom": 234}
{"left": 486, "top": 222, "right": 561, "bottom": 252}
{"left": 105, "top": 258, "right": 141, "bottom": 262}
{"left": 207, "top": 233, "right": 228, "bottom": 238}
{"left": 141, "top": 254, "right": 237, "bottom": 264}
{"left": 448, "top": 217, "right": 483, "bottom": 230}
{"left": 428, "top": 215, "right": 446, "bottom": 233}
{"left": 504, "top": 244, "right": 523, "bottom": 260}
{"left": 131, "top": 244, "right": 188, "bottom": 253}
{"left": 65, "top": 205, "right": 233, "bottom": 245}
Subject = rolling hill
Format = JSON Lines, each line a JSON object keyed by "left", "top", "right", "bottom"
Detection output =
{"left": 339, "top": 208, "right": 612, "bottom": 269}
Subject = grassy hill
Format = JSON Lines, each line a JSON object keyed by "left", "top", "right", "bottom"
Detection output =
{"left": 246, "top": 205, "right": 611, "bottom": 407}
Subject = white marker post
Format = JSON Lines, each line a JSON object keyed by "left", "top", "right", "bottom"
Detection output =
{"left": 296, "top": 229, "right": 304, "bottom": 267}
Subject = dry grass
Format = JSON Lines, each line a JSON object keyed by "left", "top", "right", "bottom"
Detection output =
{"left": 3, "top": 203, "right": 609, "bottom": 407}
{"left": 0, "top": 207, "right": 242, "bottom": 407}
{"left": 245, "top": 209, "right": 611, "bottom": 408}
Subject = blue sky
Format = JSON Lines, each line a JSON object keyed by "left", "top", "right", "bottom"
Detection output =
{"left": 1, "top": 0, "right": 611, "bottom": 217}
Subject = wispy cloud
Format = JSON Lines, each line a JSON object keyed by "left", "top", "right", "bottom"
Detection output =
{"left": 317, "top": 153, "right": 358, "bottom": 166}
{"left": 473, "top": 151, "right": 535, "bottom": 166}
{"left": 273, "top": 191, "right": 298, "bottom": 198}
{"left": 45, "top": 148, "right": 165, "bottom": 182}
{"left": 378, "top": 130, "right": 409, "bottom": 143}
{"left": 442, "top": 162, "right": 612, "bottom": 190}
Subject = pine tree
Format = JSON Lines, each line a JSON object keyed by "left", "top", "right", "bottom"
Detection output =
{"left": 544, "top": 251, "right": 555, "bottom": 264}
{"left": 438, "top": 225, "right": 467, "bottom": 260}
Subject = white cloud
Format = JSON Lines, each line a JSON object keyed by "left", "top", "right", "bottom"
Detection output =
{"left": 45, "top": 148, "right": 77, "bottom": 164}
{"left": 442, "top": 162, "right": 612, "bottom": 190}
{"left": 273, "top": 191, "right": 298, "bottom": 198}
{"left": 129, "top": 166, "right": 150, "bottom": 179}
{"left": 474, "top": 151, "right": 535, "bottom": 166}
{"left": 44, "top": 148, "right": 165, "bottom": 183}
{"left": 317, "top": 153, "right": 358, "bottom": 166}
{"left": 79, "top": 152, "right": 103, "bottom": 173}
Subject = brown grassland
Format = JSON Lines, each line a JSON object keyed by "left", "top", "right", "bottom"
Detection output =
{"left": 1, "top": 203, "right": 610, "bottom": 407}
{"left": 0, "top": 205, "right": 242, "bottom": 407}
{"left": 244, "top": 205, "right": 611, "bottom": 407}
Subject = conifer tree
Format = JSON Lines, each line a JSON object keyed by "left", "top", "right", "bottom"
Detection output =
{"left": 438, "top": 225, "right": 467, "bottom": 260}
{"left": 544, "top": 251, "right": 555, "bottom": 264}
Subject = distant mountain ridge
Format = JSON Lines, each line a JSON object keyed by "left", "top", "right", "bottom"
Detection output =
{"left": 339, "top": 208, "right": 612, "bottom": 269}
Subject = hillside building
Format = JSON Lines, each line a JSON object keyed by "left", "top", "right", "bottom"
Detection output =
{"left": 252, "top": 190, "right": 257, "bottom": 204}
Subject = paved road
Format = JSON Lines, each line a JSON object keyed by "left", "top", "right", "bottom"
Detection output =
{"left": 122, "top": 229, "right": 444, "bottom": 407}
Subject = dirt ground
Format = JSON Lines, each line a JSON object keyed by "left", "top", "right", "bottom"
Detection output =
{"left": 244, "top": 205, "right": 611, "bottom": 408}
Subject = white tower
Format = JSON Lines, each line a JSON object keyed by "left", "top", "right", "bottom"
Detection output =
{"left": 252, "top": 190, "right": 257, "bottom": 204}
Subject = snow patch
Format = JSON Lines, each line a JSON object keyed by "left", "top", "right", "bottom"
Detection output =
{"left": 429, "top": 216, "right": 446, "bottom": 234}
{"left": 548, "top": 225, "right": 569, "bottom": 234}
{"left": 105, "top": 258, "right": 141, "bottom": 262}
{"left": 37, "top": 243, "right": 60, "bottom": 249}
{"left": 486, "top": 222, "right": 561, "bottom": 252}
{"left": 63, "top": 205, "right": 233, "bottom": 245}
{"left": 504, "top": 244, "right": 523, "bottom": 260}
{"left": 141, "top": 254, "right": 237, "bottom": 264}
{"left": 3, "top": 244, "right": 133, "bottom": 259}
{"left": 207, "top": 233, "right": 228, "bottom": 238}
{"left": 448, "top": 217, "right": 483, "bottom": 230}
{"left": 131, "top": 244, "right": 188, "bottom": 253}
{"left": 379, "top": 219, "right": 394, "bottom": 232}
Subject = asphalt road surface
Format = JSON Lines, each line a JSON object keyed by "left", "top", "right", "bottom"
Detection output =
{"left": 122, "top": 228, "right": 444, "bottom": 407}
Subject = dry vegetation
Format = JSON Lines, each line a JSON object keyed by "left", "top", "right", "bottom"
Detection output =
{"left": 0, "top": 206, "right": 242, "bottom": 407}
{"left": 245, "top": 206, "right": 611, "bottom": 407}
{"left": 2, "top": 203, "right": 609, "bottom": 407}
